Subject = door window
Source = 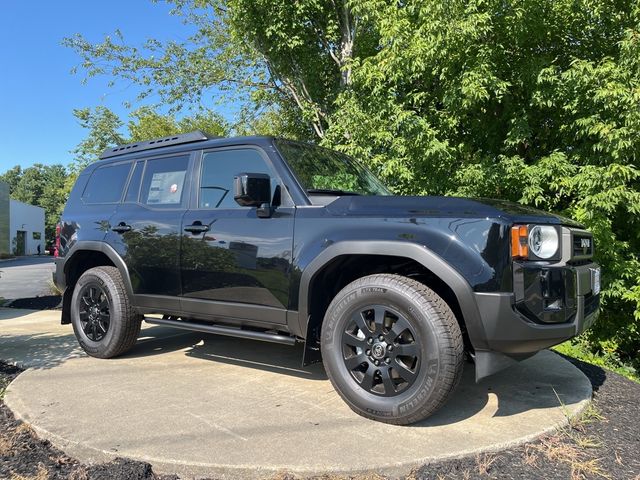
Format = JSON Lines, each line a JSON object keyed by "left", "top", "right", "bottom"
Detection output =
{"left": 140, "top": 156, "right": 189, "bottom": 207}
{"left": 82, "top": 162, "right": 132, "bottom": 204}
{"left": 199, "top": 149, "right": 275, "bottom": 209}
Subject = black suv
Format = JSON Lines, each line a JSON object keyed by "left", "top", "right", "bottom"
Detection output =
{"left": 54, "top": 131, "right": 600, "bottom": 424}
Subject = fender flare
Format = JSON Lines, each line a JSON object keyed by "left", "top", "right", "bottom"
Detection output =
{"left": 60, "top": 241, "right": 134, "bottom": 299}
{"left": 58, "top": 241, "right": 134, "bottom": 325}
{"left": 298, "top": 240, "right": 489, "bottom": 353}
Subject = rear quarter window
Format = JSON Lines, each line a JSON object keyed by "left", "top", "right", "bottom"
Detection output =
{"left": 82, "top": 163, "right": 132, "bottom": 204}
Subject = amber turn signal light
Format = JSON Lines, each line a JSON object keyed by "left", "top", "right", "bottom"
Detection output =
{"left": 511, "top": 225, "right": 528, "bottom": 258}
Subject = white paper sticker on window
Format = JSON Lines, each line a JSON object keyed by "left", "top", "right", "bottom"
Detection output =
{"left": 147, "top": 171, "right": 186, "bottom": 204}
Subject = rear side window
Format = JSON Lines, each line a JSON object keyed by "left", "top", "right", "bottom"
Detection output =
{"left": 140, "top": 156, "right": 189, "bottom": 207}
{"left": 82, "top": 163, "right": 132, "bottom": 204}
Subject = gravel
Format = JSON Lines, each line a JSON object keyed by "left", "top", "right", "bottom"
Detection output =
{"left": 1, "top": 357, "right": 638, "bottom": 480}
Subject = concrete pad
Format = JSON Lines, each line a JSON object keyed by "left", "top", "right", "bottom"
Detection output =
{"left": 1, "top": 309, "right": 592, "bottom": 479}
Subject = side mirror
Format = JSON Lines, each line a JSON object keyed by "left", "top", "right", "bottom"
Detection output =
{"left": 233, "top": 173, "right": 272, "bottom": 213}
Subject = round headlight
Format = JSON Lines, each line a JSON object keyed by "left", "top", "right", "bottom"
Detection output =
{"left": 528, "top": 225, "right": 559, "bottom": 259}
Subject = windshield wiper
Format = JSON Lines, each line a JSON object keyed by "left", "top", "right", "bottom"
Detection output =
{"left": 307, "top": 189, "right": 361, "bottom": 196}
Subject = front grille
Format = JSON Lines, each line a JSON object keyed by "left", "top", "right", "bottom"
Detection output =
{"left": 572, "top": 232, "right": 594, "bottom": 259}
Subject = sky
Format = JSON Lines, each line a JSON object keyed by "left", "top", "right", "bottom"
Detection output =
{"left": 0, "top": 1, "right": 230, "bottom": 172}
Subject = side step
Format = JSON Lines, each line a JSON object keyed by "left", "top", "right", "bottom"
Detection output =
{"left": 144, "top": 317, "right": 298, "bottom": 346}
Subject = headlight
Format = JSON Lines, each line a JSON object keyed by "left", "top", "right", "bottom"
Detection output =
{"left": 528, "top": 225, "right": 559, "bottom": 259}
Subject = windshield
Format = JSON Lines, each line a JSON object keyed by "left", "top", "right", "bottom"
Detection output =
{"left": 275, "top": 140, "right": 391, "bottom": 196}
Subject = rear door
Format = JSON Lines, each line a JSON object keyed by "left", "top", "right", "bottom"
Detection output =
{"left": 179, "top": 146, "right": 295, "bottom": 325}
{"left": 107, "top": 153, "right": 193, "bottom": 313}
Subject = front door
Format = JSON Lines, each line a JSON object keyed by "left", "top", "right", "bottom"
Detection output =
{"left": 108, "top": 154, "right": 192, "bottom": 312}
{"left": 180, "top": 147, "right": 294, "bottom": 325}
{"left": 15, "top": 231, "right": 26, "bottom": 255}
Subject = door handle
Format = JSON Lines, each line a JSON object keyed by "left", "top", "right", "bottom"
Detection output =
{"left": 184, "top": 222, "right": 209, "bottom": 234}
{"left": 112, "top": 223, "right": 132, "bottom": 233}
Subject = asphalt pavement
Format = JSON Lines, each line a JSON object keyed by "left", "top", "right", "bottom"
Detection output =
{"left": 0, "top": 256, "right": 55, "bottom": 300}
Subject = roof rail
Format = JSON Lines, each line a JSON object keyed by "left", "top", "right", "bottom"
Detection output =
{"left": 99, "top": 130, "right": 218, "bottom": 159}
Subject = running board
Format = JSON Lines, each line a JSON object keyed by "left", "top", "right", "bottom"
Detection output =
{"left": 144, "top": 317, "right": 298, "bottom": 346}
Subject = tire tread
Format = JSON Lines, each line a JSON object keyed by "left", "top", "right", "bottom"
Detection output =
{"left": 72, "top": 266, "right": 141, "bottom": 358}
{"left": 322, "top": 273, "right": 464, "bottom": 425}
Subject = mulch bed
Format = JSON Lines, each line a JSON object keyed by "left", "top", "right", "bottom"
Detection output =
{"left": 1, "top": 357, "right": 638, "bottom": 480}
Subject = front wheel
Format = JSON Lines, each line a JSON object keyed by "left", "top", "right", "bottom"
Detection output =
{"left": 321, "top": 274, "right": 464, "bottom": 424}
{"left": 71, "top": 266, "right": 142, "bottom": 358}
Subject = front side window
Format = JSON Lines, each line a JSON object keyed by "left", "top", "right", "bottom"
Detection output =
{"left": 199, "top": 149, "right": 275, "bottom": 209}
{"left": 82, "top": 162, "right": 132, "bottom": 204}
{"left": 274, "top": 140, "right": 391, "bottom": 196}
{"left": 140, "top": 156, "right": 189, "bottom": 207}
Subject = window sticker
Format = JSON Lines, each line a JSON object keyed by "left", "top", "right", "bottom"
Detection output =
{"left": 146, "top": 171, "right": 186, "bottom": 204}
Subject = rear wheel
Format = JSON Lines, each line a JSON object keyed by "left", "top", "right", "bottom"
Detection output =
{"left": 321, "top": 274, "right": 464, "bottom": 424}
{"left": 71, "top": 266, "right": 142, "bottom": 358}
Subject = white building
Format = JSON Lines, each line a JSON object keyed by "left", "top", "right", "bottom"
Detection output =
{"left": 8, "top": 199, "right": 45, "bottom": 256}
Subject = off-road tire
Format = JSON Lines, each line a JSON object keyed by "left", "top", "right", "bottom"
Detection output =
{"left": 71, "top": 266, "right": 142, "bottom": 358}
{"left": 321, "top": 274, "right": 464, "bottom": 425}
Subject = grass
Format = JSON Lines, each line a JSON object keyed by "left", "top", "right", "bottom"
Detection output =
{"left": 46, "top": 280, "right": 62, "bottom": 296}
{"left": 534, "top": 396, "right": 612, "bottom": 480}
{"left": 0, "top": 374, "right": 10, "bottom": 400}
{"left": 553, "top": 340, "right": 639, "bottom": 383}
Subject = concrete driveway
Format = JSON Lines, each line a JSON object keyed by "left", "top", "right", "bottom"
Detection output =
{"left": 0, "top": 308, "right": 592, "bottom": 479}
{"left": 0, "top": 256, "right": 55, "bottom": 300}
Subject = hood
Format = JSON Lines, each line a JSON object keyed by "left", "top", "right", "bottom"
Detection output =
{"left": 324, "top": 195, "right": 583, "bottom": 227}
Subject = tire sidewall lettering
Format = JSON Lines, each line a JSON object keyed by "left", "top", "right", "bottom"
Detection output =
{"left": 322, "top": 279, "right": 444, "bottom": 420}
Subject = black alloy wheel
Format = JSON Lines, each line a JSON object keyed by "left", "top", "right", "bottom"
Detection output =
{"left": 321, "top": 274, "right": 464, "bottom": 424}
{"left": 342, "top": 305, "right": 420, "bottom": 397}
{"left": 78, "top": 283, "right": 111, "bottom": 342}
{"left": 71, "top": 266, "right": 142, "bottom": 358}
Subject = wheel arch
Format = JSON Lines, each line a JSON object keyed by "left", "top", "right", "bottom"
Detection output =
{"left": 298, "top": 241, "right": 489, "bottom": 364}
{"left": 60, "top": 241, "right": 134, "bottom": 324}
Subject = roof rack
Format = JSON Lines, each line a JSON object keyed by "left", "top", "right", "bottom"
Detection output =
{"left": 99, "top": 130, "right": 218, "bottom": 159}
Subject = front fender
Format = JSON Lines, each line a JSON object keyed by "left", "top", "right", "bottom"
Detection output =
{"left": 297, "top": 240, "right": 490, "bottom": 353}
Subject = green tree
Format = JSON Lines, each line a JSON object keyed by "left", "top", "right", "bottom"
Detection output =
{"left": 63, "top": 0, "right": 370, "bottom": 139}
{"left": 66, "top": 0, "right": 640, "bottom": 369}
{"left": 72, "top": 106, "right": 125, "bottom": 171}
{"left": 71, "top": 106, "right": 231, "bottom": 169}
{"left": 0, "top": 166, "right": 22, "bottom": 193}
{"left": 1, "top": 164, "right": 69, "bottom": 242}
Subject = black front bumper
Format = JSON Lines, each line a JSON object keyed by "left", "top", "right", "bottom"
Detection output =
{"left": 473, "top": 261, "right": 600, "bottom": 380}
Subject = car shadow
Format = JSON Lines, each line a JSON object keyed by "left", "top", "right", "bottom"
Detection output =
{"left": 127, "top": 330, "right": 592, "bottom": 422}
{"left": 184, "top": 334, "right": 327, "bottom": 381}
{"left": 118, "top": 325, "right": 326, "bottom": 380}
{"left": 1, "top": 319, "right": 596, "bottom": 425}
{"left": 416, "top": 350, "right": 598, "bottom": 427}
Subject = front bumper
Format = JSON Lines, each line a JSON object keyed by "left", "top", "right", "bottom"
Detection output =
{"left": 473, "top": 261, "right": 600, "bottom": 380}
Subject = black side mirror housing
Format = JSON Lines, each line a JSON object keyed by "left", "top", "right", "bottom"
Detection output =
{"left": 234, "top": 173, "right": 272, "bottom": 217}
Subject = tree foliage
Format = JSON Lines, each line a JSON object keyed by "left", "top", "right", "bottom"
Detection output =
{"left": 0, "top": 164, "right": 68, "bottom": 242}
{"left": 71, "top": 106, "right": 230, "bottom": 170}
{"left": 327, "top": 0, "right": 640, "bottom": 369}
{"left": 66, "top": 0, "right": 640, "bottom": 368}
